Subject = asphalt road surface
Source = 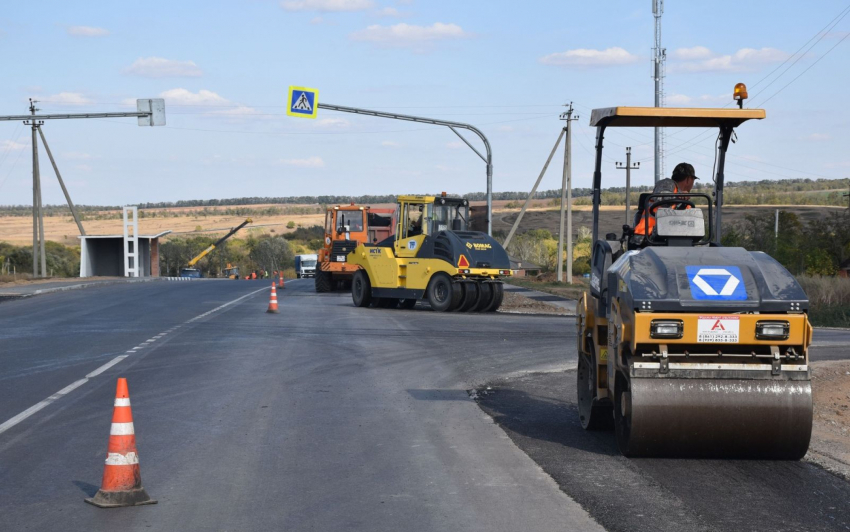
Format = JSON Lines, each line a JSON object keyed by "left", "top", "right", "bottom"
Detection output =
{"left": 1, "top": 279, "right": 848, "bottom": 531}
{"left": 0, "top": 279, "right": 601, "bottom": 532}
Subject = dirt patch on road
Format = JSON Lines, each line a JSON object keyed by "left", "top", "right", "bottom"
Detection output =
{"left": 809, "top": 360, "right": 850, "bottom": 476}
{"left": 498, "top": 291, "right": 567, "bottom": 315}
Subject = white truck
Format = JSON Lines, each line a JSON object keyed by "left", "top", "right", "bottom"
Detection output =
{"left": 295, "top": 254, "right": 318, "bottom": 278}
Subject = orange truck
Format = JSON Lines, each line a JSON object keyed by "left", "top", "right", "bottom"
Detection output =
{"left": 315, "top": 203, "right": 395, "bottom": 292}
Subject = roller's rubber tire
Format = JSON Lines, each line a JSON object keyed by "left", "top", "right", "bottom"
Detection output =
{"left": 446, "top": 282, "right": 464, "bottom": 311}
{"left": 484, "top": 283, "right": 504, "bottom": 312}
{"left": 427, "top": 274, "right": 457, "bottom": 312}
{"left": 315, "top": 270, "right": 331, "bottom": 293}
{"left": 473, "top": 282, "right": 494, "bottom": 312}
{"left": 296, "top": 273, "right": 301, "bottom": 279}
{"left": 398, "top": 298, "right": 417, "bottom": 309}
{"left": 577, "top": 348, "right": 614, "bottom": 431}
{"left": 457, "top": 282, "right": 479, "bottom": 312}
{"left": 351, "top": 270, "right": 372, "bottom": 307}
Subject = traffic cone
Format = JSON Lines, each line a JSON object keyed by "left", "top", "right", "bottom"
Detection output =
{"left": 278, "top": 272, "right": 285, "bottom": 289}
{"left": 85, "top": 378, "right": 156, "bottom": 508}
{"left": 267, "top": 282, "right": 279, "bottom": 313}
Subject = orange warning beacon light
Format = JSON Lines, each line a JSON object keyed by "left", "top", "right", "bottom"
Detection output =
{"left": 733, "top": 83, "right": 748, "bottom": 109}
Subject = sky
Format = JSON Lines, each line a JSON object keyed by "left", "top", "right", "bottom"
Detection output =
{"left": 0, "top": 0, "right": 848, "bottom": 206}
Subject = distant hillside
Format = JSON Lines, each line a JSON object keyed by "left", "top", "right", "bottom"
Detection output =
{"left": 1, "top": 177, "right": 847, "bottom": 216}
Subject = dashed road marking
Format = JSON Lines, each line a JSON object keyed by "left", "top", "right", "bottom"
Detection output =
{"left": 0, "top": 286, "right": 269, "bottom": 436}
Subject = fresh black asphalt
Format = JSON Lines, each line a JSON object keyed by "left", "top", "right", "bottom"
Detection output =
{"left": 1, "top": 278, "right": 848, "bottom": 531}
{"left": 0, "top": 279, "right": 600, "bottom": 532}
{"left": 477, "top": 371, "right": 850, "bottom": 532}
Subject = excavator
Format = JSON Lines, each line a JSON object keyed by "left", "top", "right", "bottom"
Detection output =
{"left": 576, "top": 85, "right": 813, "bottom": 458}
{"left": 179, "top": 218, "right": 252, "bottom": 278}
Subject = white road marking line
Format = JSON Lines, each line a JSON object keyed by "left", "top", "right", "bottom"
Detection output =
{"left": 86, "top": 355, "right": 129, "bottom": 378}
{"left": 0, "top": 286, "right": 269, "bottom": 437}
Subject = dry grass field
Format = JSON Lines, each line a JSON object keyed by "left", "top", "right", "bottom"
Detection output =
{"left": 0, "top": 199, "right": 843, "bottom": 247}
{"left": 0, "top": 203, "right": 388, "bottom": 245}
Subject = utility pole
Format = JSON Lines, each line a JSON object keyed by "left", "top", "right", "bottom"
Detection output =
{"left": 25, "top": 99, "right": 46, "bottom": 277}
{"left": 616, "top": 148, "right": 640, "bottom": 226}
{"left": 652, "top": 0, "right": 666, "bottom": 184}
{"left": 557, "top": 103, "right": 578, "bottom": 284}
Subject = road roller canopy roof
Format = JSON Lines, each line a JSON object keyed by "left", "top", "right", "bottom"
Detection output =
{"left": 589, "top": 107, "right": 766, "bottom": 128}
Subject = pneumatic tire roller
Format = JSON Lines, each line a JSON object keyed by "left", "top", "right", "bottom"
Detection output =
{"left": 348, "top": 194, "right": 512, "bottom": 312}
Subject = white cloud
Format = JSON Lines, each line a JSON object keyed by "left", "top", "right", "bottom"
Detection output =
{"left": 280, "top": 156, "right": 326, "bottom": 168}
{"left": 666, "top": 94, "right": 693, "bottom": 105}
{"left": 310, "top": 16, "right": 324, "bottom": 24}
{"left": 315, "top": 118, "right": 350, "bottom": 129}
{"left": 670, "top": 47, "right": 788, "bottom": 73}
{"left": 124, "top": 57, "right": 203, "bottom": 78}
{"left": 381, "top": 140, "right": 400, "bottom": 147}
{"left": 375, "top": 7, "right": 402, "bottom": 17}
{"left": 74, "top": 164, "right": 93, "bottom": 172}
{"left": 669, "top": 46, "right": 712, "bottom": 60}
{"left": 0, "top": 140, "right": 27, "bottom": 151}
{"left": 539, "top": 47, "right": 639, "bottom": 67}
{"left": 350, "top": 22, "right": 469, "bottom": 49}
{"left": 67, "top": 26, "right": 109, "bottom": 37}
{"left": 40, "top": 92, "right": 93, "bottom": 105}
{"left": 282, "top": 0, "right": 374, "bottom": 12}
{"left": 802, "top": 133, "right": 831, "bottom": 141}
{"left": 214, "top": 105, "right": 260, "bottom": 117}
{"left": 446, "top": 141, "right": 464, "bottom": 149}
{"left": 496, "top": 125, "right": 514, "bottom": 132}
{"left": 158, "top": 88, "right": 228, "bottom": 106}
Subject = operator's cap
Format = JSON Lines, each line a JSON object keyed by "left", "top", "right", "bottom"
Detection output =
{"left": 671, "top": 162, "right": 699, "bottom": 181}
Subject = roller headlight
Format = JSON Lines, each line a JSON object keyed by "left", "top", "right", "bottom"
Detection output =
{"left": 755, "top": 320, "right": 789, "bottom": 340}
{"left": 650, "top": 319, "right": 684, "bottom": 339}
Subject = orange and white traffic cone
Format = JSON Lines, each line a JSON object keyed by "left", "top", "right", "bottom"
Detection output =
{"left": 85, "top": 378, "right": 156, "bottom": 508}
{"left": 278, "top": 272, "right": 285, "bottom": 289}
{"left": 267, "top": 282, "right": 279, "bottom": 313}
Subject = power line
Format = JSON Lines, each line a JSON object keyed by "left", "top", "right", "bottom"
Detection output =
{"left": 749, "top": 3, "right": 850, "bottom": 91}
{"left": 754, "top": 30, "right": 850, "bottom": 107}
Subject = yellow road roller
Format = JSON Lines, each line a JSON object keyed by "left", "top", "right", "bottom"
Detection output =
{"left": 347, "top": 194, "right": 511, "bottom": 312}
{"left": 577, "top": 94, "right": 813, "bottom": 458}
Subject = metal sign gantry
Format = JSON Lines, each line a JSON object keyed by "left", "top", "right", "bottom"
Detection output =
{"left": 316, "top": 102, "right": 494, "bottom": 235}
{"left": 0, "top": 98, "right": 165, "bottom": 277}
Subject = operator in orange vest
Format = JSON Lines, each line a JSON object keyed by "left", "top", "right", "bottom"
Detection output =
{"left": 633, "top": 162, "right": 699, "bottom": 238}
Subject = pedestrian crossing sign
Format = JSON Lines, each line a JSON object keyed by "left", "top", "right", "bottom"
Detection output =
{"left": 287, "top": 86, "right": 319, "bottom": 119}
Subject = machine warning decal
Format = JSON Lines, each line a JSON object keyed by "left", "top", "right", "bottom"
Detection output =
{"left": 458, "top": 255, "right": 470, "bottom": 268}
{"left": 697, "top": 315, "right": 740, "bottom": 343}
{"left": 686, "top": 266, "right": 747, "bottom": 301}
{"left": 408, "top": 240, "right": 417, "bottom": 250}
{"left": 599, "top": 347, "right": 608, "bottom": 362}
